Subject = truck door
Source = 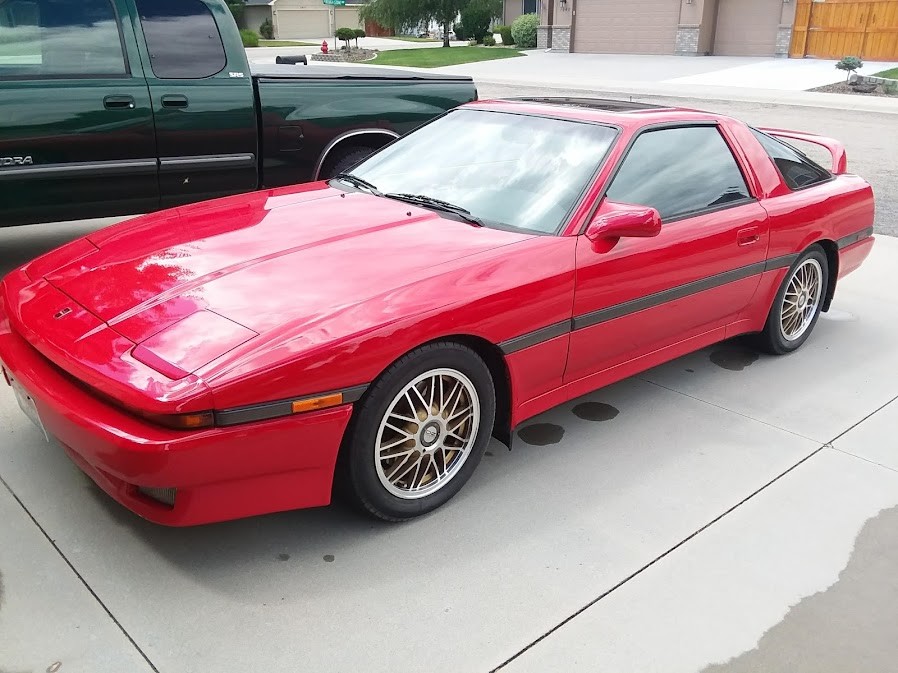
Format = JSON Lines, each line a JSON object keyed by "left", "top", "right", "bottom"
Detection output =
{"left": 0, "top": 0, "right": 158, "bottom": 227}
{"left": 131, "top": 0, "right": 258, "bottom": 207}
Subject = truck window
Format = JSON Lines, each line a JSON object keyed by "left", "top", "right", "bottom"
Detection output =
{"left": 135, "top": 0, "right": 226, "bottom": 80}
{"left": 0, "top": 0, "right": 127, "bottom": 79}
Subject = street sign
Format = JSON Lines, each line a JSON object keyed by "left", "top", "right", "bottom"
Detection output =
{"left": 322, "top": 0, "right": 345, "bottom": 5}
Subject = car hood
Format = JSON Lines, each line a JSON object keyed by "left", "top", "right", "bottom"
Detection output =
{"left": 39, "top": 185, "right": 533, "bottom": 373}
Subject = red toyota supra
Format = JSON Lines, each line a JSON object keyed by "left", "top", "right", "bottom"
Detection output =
{"left": 0, "top": 98, "right": 875, "bottom": 525}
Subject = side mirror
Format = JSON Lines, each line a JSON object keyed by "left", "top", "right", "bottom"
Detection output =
{"left": 585, "top": 201, "right": 662, "bottom": 242}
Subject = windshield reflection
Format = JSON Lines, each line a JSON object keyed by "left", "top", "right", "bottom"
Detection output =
{"left": 349, "top": 109, "right": 618, "bottom": 234}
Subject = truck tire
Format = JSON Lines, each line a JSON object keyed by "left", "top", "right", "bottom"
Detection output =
{"left": 320, "top": 146, "right": 375, "bottom": 179}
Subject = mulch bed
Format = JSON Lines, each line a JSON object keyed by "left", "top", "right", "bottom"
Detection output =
{"left": 809, "top": 81, "right": 897, "bottom": 98}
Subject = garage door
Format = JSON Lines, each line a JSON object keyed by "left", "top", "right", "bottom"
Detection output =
{"left": 714, "top": 0, "right": 781, "bottom": 56}
{"left": 335, "top": 7, "right": 361, "bottom": 31}
{"left": 275, "top": 9, "right": 330, "bottom": 39}
{"left": 573, "top": 0, "right": 680, "bottom": 54}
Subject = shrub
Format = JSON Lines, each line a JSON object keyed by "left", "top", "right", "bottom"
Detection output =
{"left": 335, "top": 27, "right": 356, "bottom": 50}
{"left": 497, "top": 24, "right": 514, "bottom": 45}
{"left": 259, "top": 18, "right": 274, "bottom": 40}
{"left": 836, "top": 56, "right": 863, "bottom": 81}
{"left": 240, "top": 29, "right": 259, "bottom": 48}
{"left": 353, "top": 28, "right": 366, "bottom": 47}
{"left": 482, "top": 34, "right": 496, "bottom": 46}
{"left": 511, "top": 13, "right": 538, "bottom": 48}
{"left": 460, "top": 3, "right": 493, "bottom": 43}
{"left": 453, "top": 22, "right": 468, "bottom": 41}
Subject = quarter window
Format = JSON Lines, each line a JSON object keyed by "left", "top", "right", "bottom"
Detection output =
{"left": 135, "top": 0, "right": 226, "bottom": 79}
{"left": 0, "top": 0, "right": 126, "bottom": 78}
{"left": 751, "top": 128, "right": 831, "bottom": 191}
{"left": 606, "top": 126, "right": 752, "bottom": 222}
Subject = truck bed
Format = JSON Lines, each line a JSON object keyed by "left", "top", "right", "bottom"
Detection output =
{"left": 251, "top": 64, "right": 475, "bottom": 82}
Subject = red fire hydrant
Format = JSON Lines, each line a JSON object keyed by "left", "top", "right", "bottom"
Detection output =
{"left": 321, "top": 40, "right": 329, "bottom": 54}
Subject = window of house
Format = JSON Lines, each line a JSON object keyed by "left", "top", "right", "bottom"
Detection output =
{"left": 135, "top": 0, "right": 226, "bottom": 79}
{"left": 750, "top": 128, "right": 832, "bottom": 191}
{"left": 522, "top": 0, "right": 538, "bottom": 14}
{"left": 0, "top": 0, "right": 126, "bottom": 78}
{"left": 605, "top": 126, "right": 753, "bottom": 222}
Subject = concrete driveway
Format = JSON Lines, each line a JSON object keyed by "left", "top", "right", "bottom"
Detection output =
{"left": 2, "top": 230, "right": 897, "bottom": 672}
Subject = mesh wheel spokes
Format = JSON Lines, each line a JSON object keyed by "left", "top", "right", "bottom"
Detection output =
{"left": 781, "top": 259, "right": 823, "bottom": 342}
{"left": 375, "top": 368, "right": 480, "bottom": 499}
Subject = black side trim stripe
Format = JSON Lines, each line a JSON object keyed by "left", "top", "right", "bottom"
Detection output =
{"left": 837, "top": 226, "right": 874, "bottom": 249}
{"left": 500, "top": 320, "right": 571, "bottom": 355}
{"left": 215, "top": 384, "right": 368, "bottom": 427}
{"left": 159, "top": 153, "right": 256, "bottom": 172}
{"left": 573, "top": 260, "right": 770, "bottom": 332}
{"left": 0, "top": 158, "right": 157, "bottom": 180}
{"left": 499, "top": 255, "right": 804, "bottom": 354}
{"left": 765, "top": 253, "right": 800, "bottom": 272}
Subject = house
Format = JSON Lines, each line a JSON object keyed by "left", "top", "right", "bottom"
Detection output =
{"left": 501, "top": 0, "right": 898, "bottom": 60}
{"left": 243, "top": 0, "right": 365, "bottom": 39}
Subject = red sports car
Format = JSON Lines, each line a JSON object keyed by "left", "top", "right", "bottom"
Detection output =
{"left": 0, "top": 98, "right": 875, "bottom": 526}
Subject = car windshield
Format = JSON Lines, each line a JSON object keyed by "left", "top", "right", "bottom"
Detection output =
{"left": 346, "top": 109, "right": 619, "bottom": 234}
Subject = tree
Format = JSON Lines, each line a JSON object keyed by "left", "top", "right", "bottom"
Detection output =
{"left": 361, "top": 0, "right": 469, "bottom": 47}
{"left": 459, "top": 0, "right": 501, "bottom": 43}
{"left": 836, "top": 56, "right": 864, "bottom": 82}
{"left": 226, "top": 0, "right": 245, "bottom": 28}
{"left": 354, "top": 28, "right": 366, "bottom": 48}
{"left": 335, "top": 27, "right": 356, "bottom": 50}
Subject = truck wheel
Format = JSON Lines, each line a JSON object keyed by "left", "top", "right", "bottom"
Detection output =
{"left": 340, "top": 342, "right": 496, "bottom": 521}
{"left": 321, "top": 146, "right": 375, "bottom": 179}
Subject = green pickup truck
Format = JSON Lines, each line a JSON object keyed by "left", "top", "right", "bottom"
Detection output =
{"left": 0, "top": 0, "right": 476, "bottom": 227}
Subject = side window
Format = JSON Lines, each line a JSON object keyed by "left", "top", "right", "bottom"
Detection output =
{"left": 606, "top": 126, "right": 752, "bottom": 222}
{"left": 751, "top": 128, "right": 831, "bottom": 191}
{"left": 523, "top": 0, "right": 538, "bottom": 14}
{"left": 135, "top": 0, "right": 226, "bottom": 79}
{"left": 0, "top": 0, "right": 126, "bottom": 79}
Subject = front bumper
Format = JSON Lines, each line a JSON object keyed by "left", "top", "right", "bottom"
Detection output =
{"left": 0, "top": 312, "right": 352, "bottom": 526}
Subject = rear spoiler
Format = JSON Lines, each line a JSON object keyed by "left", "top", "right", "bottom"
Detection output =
{"left": 757, "top": 127, "right": 848, "bottom": 175}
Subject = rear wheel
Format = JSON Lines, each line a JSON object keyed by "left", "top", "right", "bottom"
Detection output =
{"left": 320, "top": 146, "right": 375, "bottom": 180}
{"left": 757, "top": 245, "right": 828, "bottom": 355}
{"left": 341, "top": 343, "right": 496, "bottom": 521}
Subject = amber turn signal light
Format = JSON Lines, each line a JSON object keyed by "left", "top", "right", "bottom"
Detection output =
{"left": 292, "top": 393, "right": 343, "bottom": 414}
{"left": 139, "top": 410, "right": 215, "bottom": 430}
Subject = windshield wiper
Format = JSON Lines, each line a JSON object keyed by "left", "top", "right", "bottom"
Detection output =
{"left": 333, "top": 173, "right": 381, "bottom": 195}
{"left": 385, "top": 193, "right": 484, "bottom": 227}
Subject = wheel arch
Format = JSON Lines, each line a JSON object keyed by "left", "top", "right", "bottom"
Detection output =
{"left": 313, "top": 129, "right": 399, "bottom": 180}
{"left": 816, "top": 238, "right": 839, "bottom": 312}
{"left": 349, "top": 334, "right": 513, "bottom": 449}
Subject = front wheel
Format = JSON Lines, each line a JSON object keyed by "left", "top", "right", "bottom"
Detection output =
{"left": 756, "top": 245, "right": 829, "bottom": 355}
{"left": 341, "top": 343, "right": 496, "bottom": 521}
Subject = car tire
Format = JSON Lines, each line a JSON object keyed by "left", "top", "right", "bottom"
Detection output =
{"left": 320, "top": 146, "right": 375, "bottom": 180}
{"left": 339, "top": 342, "right": 496, "bottom": 522}
{"left": 756, "top": 245, "right": 829, "bottom": 355}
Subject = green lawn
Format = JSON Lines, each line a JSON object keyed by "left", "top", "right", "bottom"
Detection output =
{"left": 259, "top": 39, "right": 316, "bottom": 47}
{"left": 381, "top": 36, "right": 440, "bottom": 43}
{"left": 367, "top": 46, "right": 524, "bottom": 68}
{"left": 872, "top": 66, "right": 898, "bottom": 79}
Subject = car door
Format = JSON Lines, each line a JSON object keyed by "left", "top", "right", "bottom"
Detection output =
{"left": 565, "top": 123, "right": 770, "bottom": 384}
{"left": 131, "top": 0, "right": 258, "bottom": 207}
{"left": 0, "top": 0, "right": 158, "bottom": 227}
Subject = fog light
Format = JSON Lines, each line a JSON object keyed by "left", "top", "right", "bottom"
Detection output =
{"left": 137, "top": 486, "right": 177, "bottom": 507}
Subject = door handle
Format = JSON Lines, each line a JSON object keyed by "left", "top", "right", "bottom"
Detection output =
{"left": 104, "top": 95, "right": 135, "bottom": 110}
{"left": 737, "top": 227, "right": 761, "bottom": 246}
{"left": 161, "top": 94, "right": 189, "bottom": 109}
